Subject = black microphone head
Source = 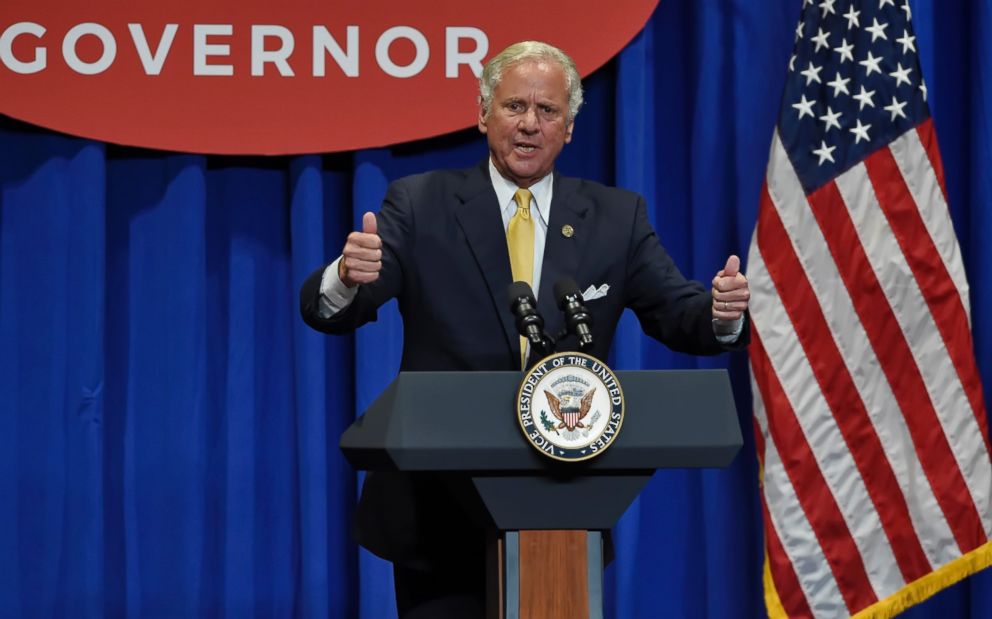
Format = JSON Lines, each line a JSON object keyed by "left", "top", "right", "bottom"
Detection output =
{"left": 554, "top": 277, "right": 582, "bottom": 308}
{"left": 508, "top": 281, "right": 536, "bottom": 307}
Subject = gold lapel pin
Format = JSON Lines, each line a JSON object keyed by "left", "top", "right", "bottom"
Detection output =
{"left": 561, "top": 224, "right": 574, "bottom": 238}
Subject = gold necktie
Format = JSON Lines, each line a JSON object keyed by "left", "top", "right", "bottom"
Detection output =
{"left": 507, "top": 188, "right": 535, "bottom": 368}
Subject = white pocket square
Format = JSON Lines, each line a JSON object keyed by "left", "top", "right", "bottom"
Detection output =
{"left": 581, "top": 283, "right": 610, "bottom": 301}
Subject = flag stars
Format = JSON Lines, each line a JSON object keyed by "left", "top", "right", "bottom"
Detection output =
{"left": 792, "top": 94, "right": 816, "bottom": 119}
{"left": 850, "top": 119, "right": 872, "bottom": 144}
{"left": 860, "top": 51, "right": 883, "bottom": 77}
{"left": 884, "top": 96, "right": 908, "bottom": 120}
{"left": 819, "top": 106, "right": 842, "bottom": 132}
{"left": 844, "top": 5, "right": 860, "bottom": 29}
{"left": 827, "top": 72, "right": 851, "bottom": 96}
{"left": 834, "top": 38, "right": 855, "bottom": 63}
{"left": 782, "top": 7, "right": 925, "bottom": 171}
{"left": 902, "top": 0, "right": 912, "bottom": 20}
{"left": 801, "top": 61, "right": 823, "bottom": 85}
{"left": 889, "top": 62, "right": 913, "bottom": 87}
{"left": 896, "top": 29, "right": 916, "bottom": 54}
{"left": 866, "top": 18, "right": 889, "bottom": 42}
{"left": 812, "top": 140, "right": 836, "bottom": 165}
{"left": 812, "top": 28, "right": 831, "bottom": 51}
{"left": 853, "top": 85, "right": 877, "bottom": 110}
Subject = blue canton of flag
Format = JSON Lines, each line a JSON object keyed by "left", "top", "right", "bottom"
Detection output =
{"left": 781, "top": 0, "right": 927, "bottom": 192}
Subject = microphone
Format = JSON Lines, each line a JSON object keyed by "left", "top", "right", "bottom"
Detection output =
{"left": 554, "top": 277, "right": 594, "bottom": 351}
{"left": 507, "top": 281, "right": 553, "bottom": 360}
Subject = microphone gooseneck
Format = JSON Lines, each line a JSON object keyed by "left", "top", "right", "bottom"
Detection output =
{"left": 507, "top": 281, "right": 554, "bottom": 362}
{"left": 554, "top": 277, "right": 594, "bottom": 351}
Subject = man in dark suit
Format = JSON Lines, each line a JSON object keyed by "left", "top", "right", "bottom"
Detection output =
{"left": 300, "top": 41, "right": 750, "bottom": 618}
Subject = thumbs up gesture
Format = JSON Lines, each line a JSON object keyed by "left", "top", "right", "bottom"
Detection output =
{"left": 338, "top": 211, "right": 382, "bottom": 288}
{"left": 711, "top": 255, "right": 750, "bottom": 321}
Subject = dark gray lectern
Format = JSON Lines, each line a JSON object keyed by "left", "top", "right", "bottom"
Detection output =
{"left": 341, "top": 370, "right": 742, "bottom": 619}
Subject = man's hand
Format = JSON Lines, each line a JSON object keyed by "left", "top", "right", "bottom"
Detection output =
{"left": 339, "top": 211, "right": 382, "bottom": 288}
{"left": 712, "top": 255, "right": 749, "bottom": 321}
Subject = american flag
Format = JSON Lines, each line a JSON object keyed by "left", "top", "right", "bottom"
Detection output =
{"left": 747, "top": 0, "right": 992, "bottom": 616}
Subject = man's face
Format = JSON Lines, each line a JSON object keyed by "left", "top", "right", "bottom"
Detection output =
{"left": 479, "top": 59, "right": 574, "bottom": 188}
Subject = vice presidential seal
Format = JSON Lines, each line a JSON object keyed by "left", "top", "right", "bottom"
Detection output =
{"left": 516, "top": 352, "right": 625, "bottom": 462}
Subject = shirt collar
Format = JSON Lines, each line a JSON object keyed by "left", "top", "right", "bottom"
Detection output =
{"left": 488, "top": 158, "right": 553, "bottom": 227}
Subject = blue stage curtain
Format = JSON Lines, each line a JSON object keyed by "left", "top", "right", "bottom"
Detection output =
{"left": 1, "top": 1, "right": 989, "bottom": 617}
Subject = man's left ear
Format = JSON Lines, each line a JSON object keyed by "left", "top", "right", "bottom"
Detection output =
{"left": 564, "top": 121, "right": 574, "bottom": 144}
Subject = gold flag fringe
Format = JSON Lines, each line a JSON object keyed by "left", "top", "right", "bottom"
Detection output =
{"left": 763, "top": 539, "right": 992, "bottom": 618}
{"left": 763, "top": 549, "right": 789, "bottom": 618}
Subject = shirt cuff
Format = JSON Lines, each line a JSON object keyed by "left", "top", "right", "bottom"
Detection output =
{"left": 713, "top": 316, "right": 744, "bottom": 344}
{"left": 318, "top": 256, "right": 358, "bottom": 318}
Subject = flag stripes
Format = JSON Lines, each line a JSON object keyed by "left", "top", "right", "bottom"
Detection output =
{"left": 750, "top": 123, "right": 992, "bottom": 615}
{"left": 763, "top": 503, "right": 814, "bottom": 619}
{"left": 867, "top": 143, "right": 992, "bottom": 458}
{"left": 759, "top": 179, "right": 932, "bottom": 584}
{"left": 754, "top": 403, "right": 816, "bottom": 619}
{"left": 815, "top": 163, "right": 985, "bottom": 554}
{"left": 751, "top": 329, "right": 875, "bottom": 614}
{"left": 915, "top": 121, "right": 948, "bottom": 206}
{"left": 752, "top": 2, "right": 992, "bottom": 614}
{"left": 831, "top": 162, "right": 992, "bottom": 549}
{"left": 772, "top": 185, "right": 930, "bottom": 586}
{"left": 891, "top": 123, "right": 970, "bottom": 323}
{"left": 762, "top": 134, "right": 958, "bottom": 570}
{"left": 890, "top": 126, "right": 991, "bottom": 448}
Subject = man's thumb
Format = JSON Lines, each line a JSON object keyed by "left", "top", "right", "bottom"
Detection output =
{"left": 362, "top": 211, "right": 377, "bottom": 235}
{"left": 724, "top": 255, "right": 740, "bottom": 277}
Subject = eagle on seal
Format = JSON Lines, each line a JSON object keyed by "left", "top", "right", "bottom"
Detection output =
{"left": 544, "top": 388, "right": 596, "bottom": 431}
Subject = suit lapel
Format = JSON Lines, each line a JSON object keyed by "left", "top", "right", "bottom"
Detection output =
{"left": 453, "top": 162, "right": 519, "bottom": 360}
{"left": 538, "top": 173, "right": 591, "bottom": 341}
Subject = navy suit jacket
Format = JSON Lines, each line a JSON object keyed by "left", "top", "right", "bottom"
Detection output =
{"left": 300, "top": 160, "right": 747, "bottom": 565}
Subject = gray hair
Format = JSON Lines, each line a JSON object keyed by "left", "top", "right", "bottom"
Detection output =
{"left": 479, "top": 41, "right": 584, "bottom": 122}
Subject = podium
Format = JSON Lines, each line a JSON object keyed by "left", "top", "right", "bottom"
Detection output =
{"left": 341, "top": 369, "right": 742, "bottom": 618}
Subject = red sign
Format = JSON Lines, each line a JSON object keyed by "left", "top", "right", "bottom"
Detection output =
{"left": 0, "top": 0, "right": 658, "bottom": 154}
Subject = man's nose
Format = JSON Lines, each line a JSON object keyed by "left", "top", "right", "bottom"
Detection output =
{"left": 517, "top": 108, "right": 539, "bottom": 132}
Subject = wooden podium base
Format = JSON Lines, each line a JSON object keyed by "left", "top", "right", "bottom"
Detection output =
{"left": 488, "top": 530, "right": 603, "bottom": 619}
